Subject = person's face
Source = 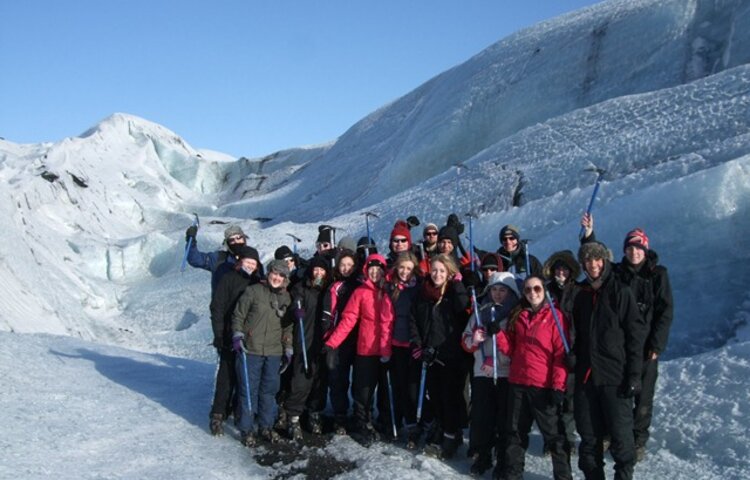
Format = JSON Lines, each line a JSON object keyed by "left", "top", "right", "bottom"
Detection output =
{"left": 397, "top": 260, "right": 415, "bottom": 282}
{"left": 312, "top": 266, "right": 327, "bottom": 281}
{"left": 490, "top": 285, "right": 510, "bottom": 305}
{"left": 438, "top": 238, "right": 454, "bottom": 255}
{"left": 227, "top": 234, "right": 246, "bottom": 249}
{"left": 239, "top": 257, "right": 257, "bottom": 272}
{"left": 283, "top": 257, "right": 296, "bottom": 272}
{"left": 481, "top": 265, "right": 498, "bottom": 282}
{"left": 501, "top": 236, "right": 518, "bottom": 253}
{"left": 625, "top": 246, "right": 646, "bottom": 266}
{"left": 391, "top": 236, "right": 409, "bottom": 253}
{"left": 523, "top": 278, "right": 545, "bottom": 309}
{"left": 268, "top": 271, "right": 285, "bottom": 288}
{"left": 367, "top": 265, "right": 384, "bottom": 283}
{"left": 430, "top": 261, "right": 449, "bottom": 287}
{"left": 338, "top": 256, "right": 355, "bottom": 278}
{"left": 584, "top": 258, "right": 605, "bottom": 280}
{"left": 554, "top": 265, "right": 571, "bottom": 284}
{"left": 423, "top": 230, "right": 438, "bottom": 246}
{"left": 316, "top": 242, "right": 332, "bottom": 254}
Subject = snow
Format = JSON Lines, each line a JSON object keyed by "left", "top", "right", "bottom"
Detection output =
{"left": 2, "top": 0, "right": 750, "bottom": 478}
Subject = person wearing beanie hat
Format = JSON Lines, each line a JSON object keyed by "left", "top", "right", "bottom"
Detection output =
{"left": 570, "top": 237, "right": 645, "bottom": 480}
{"left": 338, "top": 235, "right": 357, "bottom": 254}
{"left": 496, "top": 224, "right": 542, "bottom": 278}
{"left": 184, "top": 222, "right": 250, "bottom": 296}
{"left": 419, "top": 222, "right": 439, "bottom": 257}
{"left": 279, "top": 250, "right": 331, "bottom": 440}
{"left": 387, "top": 220, "right": 413, "bottom": 267}
{"left": 230, "top": 252, "right": 292, "bottom": 447}
{"left": 461, "top": 270, "right": 520, "bottom": 474}
{"left": 316, "top": 225, "right": 335, "bottom": 253}
{"left": 323, "top": 253, "right": 394, "bottom": 445}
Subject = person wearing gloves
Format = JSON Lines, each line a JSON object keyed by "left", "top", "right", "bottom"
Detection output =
{"left": 493, "top": 275, "right": 572, "bottom": 480}
{"left": 461, "top": 271, "right": 520, "bottom": 476}
{"left": 231, "top": 260, "right": 293, "bottom": 447}
{"left": 323, "top": 253, "right": 394, "bottom": 445}
{"left": 496, "top": 225, "right": 542, "bottom": 279}
{"left": 207, "top": 245, "right": 262, "bottom": 436}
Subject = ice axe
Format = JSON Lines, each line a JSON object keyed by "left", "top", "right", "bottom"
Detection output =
{"left": 465, "top": 211, "right": 477, "bottom": 272}
{"left": 579, "top": 167, "right": 606, "bottom": 240}
{"left": 180, "top": 213, "right": 200, "bottom": 273}
{"left": 363, "top": 212, "right": 379, "bottom": 242}
{"left": 286, "top": 233, "right": 302, "bottom": 255}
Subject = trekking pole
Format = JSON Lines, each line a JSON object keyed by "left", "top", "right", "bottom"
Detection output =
{"left": 579, "top": 167, "right": 606, "bottom": 240}
{"left": 491, "top": 305, "right": 498, "bottom": 386}
{"left": 466, "top": 211, "right": 476, "bottom": 272}
{"left": 386, "top": 370, "right": 398, "bottom": 438}
{"left": 240, "top": 350, "right": 253, "bottom": 413}
{"left": 416, "top": 362, "right": 428, "bottom": 423}
{"left": 180, "top": 213, "right": 200, "bottom": 272}
{"left": 545, "top": 289, "right": 570, "bottom": 354}
{"left": 522, "top": 239, "right": 532, "bottom": 278}
{"left": 295, "top": 300, "right": 309, "bottom": 372}
{"left": 470, "top": 287, "right": 486, "bottom": 362}
{"left": 286, "top": 233, "right": 302, "bottom": 255}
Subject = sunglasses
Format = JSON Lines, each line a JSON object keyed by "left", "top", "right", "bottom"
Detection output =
{"left": 317, "top": 242, "right": 332, "bottom": 249}
{"left": 424, "top": 231, "right": 438, "bottom": 237}
{"left": 391, "top": 238, "right": 408, "bottom": 244}
{"left": 501, "top": 236, "right": 517, "bottom": 243}
{"left": 524, "top": 285, "right": 544, "bottom": 294}
{"left": 367, "top": 260, "right": 385, "bottom": 269}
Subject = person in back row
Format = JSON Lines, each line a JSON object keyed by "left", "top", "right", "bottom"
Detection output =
{"left": 496, "top": 225, "right": 542, "bottom": 278}
{"left": 186, "top": 224, "right": 257, "bottom": 296}
{"left": 581, "top": 214, "right": 673, "bottom": 462}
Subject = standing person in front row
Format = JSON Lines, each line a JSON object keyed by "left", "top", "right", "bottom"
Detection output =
{"left": 324, "top": 254, "right": 394, "bottom": 445}
{"left": 461, "top": 271, "right": 520, "bottom": 476}
{"left": 411, "top": 253, "right": 470, "bottom": 459}
{"left": 231, "top": 260, "right": 293, "bottom": 447}
{"left": 493, "top": 275, "right": 572, "bottom": 480}
{"left": 571, "top": 241, "right": 645, "bottom": 480}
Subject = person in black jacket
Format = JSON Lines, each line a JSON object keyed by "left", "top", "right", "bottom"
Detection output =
{"left": 496, "top": 225, "right": 543, "bottom": 278}
{"left": 207, "top": 245, "right": 262, "bottom": 436}
{"left": 410, "top": 253, "right": 471, "bottom": 459}
{"left": 570, "top": 241, "right": 645, "bottom": 480}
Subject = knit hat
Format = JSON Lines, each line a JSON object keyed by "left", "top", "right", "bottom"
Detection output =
{"left": 338, "top": 235, "right": 357, "bottom": 253}
{"left": 623, "top": 228, "right": 649, "bottom": 252}
{"left": 316, "top": 225, "right": 334, "bottom": 245}
{"left": 578, "top": 241, "right": 613, "bottom": 265}
{"left": 234, "top": 245, "right": 260, "bottom": 263}
{"left": 480, "top": 253, "right": 502, "bottom": 271}
{"left": 423, "top": 223, "right": 439, "bottom": 236}
{"left": 482, "top": 271, "right": 520, "bottom": 299}
{"left": 390, "top": 220, "right": 412, "bottom": 247}
{"left": 267, "top": 259, "right": 291, "bottom": 278}
{"left": 543, "top": 250, "right": 580, "bottom": 281}
{"left": 274, "top": 245, "right": 294, "bottom": 260}
{"left": 307, "top": 255, "right": 330, "bottom": 278}
{"left": 224, "top": 225, "right": 246, "bottom": 241}
{"left": 498, "top": 224, "right": 520, "bottom": 243}
{"left": 438, "top": 225, "right": 459, "bottom": 246}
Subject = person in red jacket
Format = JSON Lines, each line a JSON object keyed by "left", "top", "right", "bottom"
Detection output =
{"left": 494, "top": 275, "right": 572, "bottom": 480}
{"left": 324, "top": 253, "right": 394, "bottom": 445}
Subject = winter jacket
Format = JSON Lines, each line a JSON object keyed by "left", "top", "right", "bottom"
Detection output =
{"left": 410, "top": 279, "right": 470, "bottom": 363}
{"left": 496, "top": 244, "right": 542, "bottom": 277}
{"left": 614, "top": 250, "right": 674, "bottom": 357}
{"left": 570, "top": 264, "right": 646, "bottom": 387}
{"left": 461, "top": 303, "right": 511, "bottom": 378}
{"left": 231, "top": 282, "right": 293, "bottom": 356}
{"left": 495, "top": 302, "right": 569, "bottom": 391}
{"left": 210, "top": 268, "right": 260, "bottom": 349}
{"left": 325, "top": 278, "right": 395, "bottom": 358}
{"left": 187, "top": 244, "right": 235, "bottom": 295}
{"left": 321, "top": 276, "right": 361, "bottom": 336}
{"left": 286, "top": 277, "right": 328, "bottom": 358}
{"left": 386, "top": 275, "right": 420, "bottom": 346}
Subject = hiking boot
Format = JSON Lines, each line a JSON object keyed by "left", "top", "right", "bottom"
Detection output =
{"left": 241, "top": 431, "right": 257, "bottom": 447}
{"left": 274, "top": 410, "right": 288, "bottom": 431}
{"left": 406, "top": 424, "right": 422, "bottom": 450}
{"left": 287, "top": 416, "right": 303, "bottom": 442}
{"left": 636, "top": 445, "right": 646, "bottom": 463}
{"left": 602, "top": 436, "right": 611, "bottom": 453}
{"left": 333, "top": 414, "right": 348, "bottom": 435}
{"left": 425, "top": 421, "right": 443, "bottom": 446}
{"left": 470, "top": 451, "right": 493, "bottom": 476}
{"left": 209, "top": 413, "right": 224, "bottom": 436}
{"left": 441, "top": 433, "right": 462, "bottom": 459}
{"left": 307, "top": 412, "right": 323, "bottom": 435}
{"left": 259, "top": 427, "right": 281, "bottom": 444}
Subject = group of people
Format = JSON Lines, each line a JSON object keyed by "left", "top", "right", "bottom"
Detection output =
{"left": 185, "top": 211, "right": 673, "bottom": 480}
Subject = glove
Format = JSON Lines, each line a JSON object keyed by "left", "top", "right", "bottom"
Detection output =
{"left": 185, "top": 225, "right": 198, "bottom": 242}
{"left": 294, "top": 306, "right": 306, "bottom": 320}
{"left": 486, "top": 320, "right": 502, "bottom": 336}
{"left": 447, "top": 213, "right": 465, "bottom": 235}
{"left": 232, "top": 335, "right": 247, "bottom": 354}
{"left": 406, "top": 215, "right": 421, "bottom": 228}
{"left": 279, "top": 349, "right": 293, "bottom": 374}
{"left": 410, "top": 344, "right": 422, "bottom": 360}
{"left": 471, "top": 328, "right": 486, "bottom": 345}
{"left": 549, "top": 390, "right": 566, "bottom": 408}
{"left": 620, "top": 379, "right": 642, "bottom": 398}
{"left": 565, "top": 352, "right": 577, "bottom": 370}
{"left": 380, "top": 356, "right": 390, "bottom": 364}
{"left": 422, "top": 347, "right": 437, "bottom": 365}
{"left": 463, "top": 271, "right": 481, "bottom": 289}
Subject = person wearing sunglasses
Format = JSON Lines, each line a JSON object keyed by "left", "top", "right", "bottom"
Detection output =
{"left": 570, "top": 241, "right": 644, "bottom": 480}
{"left": 386, "top": 220, "right": 413, "bottom": 268}
{"left": 323, "top": 254, "right": 394, "bottom": 446}
{"left": 492, "top": 275, "right": 572, "bottom": 480}
{"left": 495, "top": 224, "right": 543, "bottom": 279}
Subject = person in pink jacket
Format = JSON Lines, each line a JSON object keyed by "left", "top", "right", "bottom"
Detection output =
{"left": 494, "top": 275, "right": 572, "bottom": 480}
{"left": 324, "top": 253, "right": 394, "bottom": 445}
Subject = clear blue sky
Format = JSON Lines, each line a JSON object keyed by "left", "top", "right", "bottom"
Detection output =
{"left": 1, "top": 1, "right": 602, "bottom": 157}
